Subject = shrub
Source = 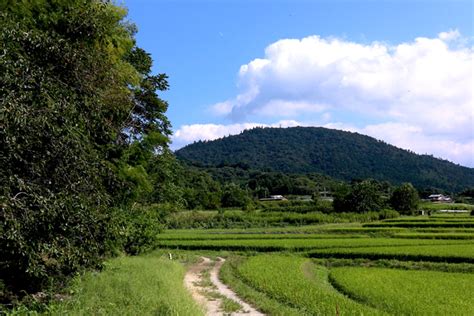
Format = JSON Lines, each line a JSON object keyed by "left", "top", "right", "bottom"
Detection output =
{"left": 114, "top": 206, "right": 164, "bottom": 255}
{"left": 378, "top": 209, "right": 400, "bottom": 220}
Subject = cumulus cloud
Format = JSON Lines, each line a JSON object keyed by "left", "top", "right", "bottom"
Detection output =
{"left": 360, "top": 123, "right": 474, "bottom": 167}
{"left": 438, "top": 29, "right": 461, "bottom": 41}
{"left": 201, "top": 31, "right": 473, "bottom": 166}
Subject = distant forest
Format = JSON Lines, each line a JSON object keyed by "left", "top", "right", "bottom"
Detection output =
{"left": 176, "top": 127, "right": 474, "bottom": 192}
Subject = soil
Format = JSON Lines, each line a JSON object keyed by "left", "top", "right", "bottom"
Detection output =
{"left": 184, "top": 256, "right": 264, "bottom": 316}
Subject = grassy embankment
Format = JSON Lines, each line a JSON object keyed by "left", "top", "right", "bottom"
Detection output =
{"left": 29, "top": 254, "right": 203, "bottom": 316}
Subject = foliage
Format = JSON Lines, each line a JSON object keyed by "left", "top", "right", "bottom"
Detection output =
{"left": 333, "top": 180, "right": 384, "bottom": 213}
{"left": 114, "top": 205, "right": 164, "bottom": 255}
{"left": 329, "top": 267, "right": 474, "bottom": 315}
{"left": 0, "top": 0, "right": 171, "bottom": 303}
{"left": 377, "top": 209, "right": 400, "bottom": 220}
{"left": 221, "top": 183, "right": 251, "bottom": 208}
{"left": 176, "top": 127, "right": 474, "bottom": 192}
{"left": 389, "top": 183, "right": 420, "bottom": 213}
{"left": 164, "top": 210, "right": 386, "bottom": 229}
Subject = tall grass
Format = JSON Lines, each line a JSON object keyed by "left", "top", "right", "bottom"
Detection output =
{"left": 47, "top": 254, "right": 203, "bottom": 315}
{"left": 330, "top": 267, "right": 474, "bottom": 315}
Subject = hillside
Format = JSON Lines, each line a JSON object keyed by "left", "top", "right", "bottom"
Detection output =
{"left": 175, "top": 127, "right": 474, "bottom": 192}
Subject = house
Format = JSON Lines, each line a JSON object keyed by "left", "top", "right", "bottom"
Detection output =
{"left": 428, "top": 194, "right": 452, "bottom": 203}
{"left": 259, "top": 195, "right": 287, "bottom": 201}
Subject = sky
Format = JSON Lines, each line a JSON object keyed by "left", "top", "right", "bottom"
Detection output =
{"left": 123, "top": 0, "right": 474, "bottom": 167}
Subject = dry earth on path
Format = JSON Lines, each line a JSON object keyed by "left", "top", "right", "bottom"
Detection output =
{"left": 184, "top": 256, "right": 264, "bottom": 316}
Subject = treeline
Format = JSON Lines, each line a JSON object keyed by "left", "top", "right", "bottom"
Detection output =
{"left": 176, "top": 127, "right": 474, "bottom": 192}
{"left": 0, "top": 0, "right": 174, "bottom": 305}
{"left": 167, "top": 164, "right": 339, "bottom": 210}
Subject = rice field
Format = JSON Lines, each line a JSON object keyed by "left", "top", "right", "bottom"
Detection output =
{"left": 330, "top": 267, "right": 474, "bottom": 315}
{"left": 49, "top": 213, "right": 474, "bottom": 315}
{"left": 157, "top": 213, "right": 474, "bottom": 315}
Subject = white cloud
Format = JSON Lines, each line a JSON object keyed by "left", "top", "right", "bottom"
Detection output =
{"left": 204, "top": 32, "right": 473, "bottom": 166}
{"left": 438, "top": 29, "right": 461, "bottom": 41}
{"left": 356, "top": 122, "right": 474, "bottom": 167}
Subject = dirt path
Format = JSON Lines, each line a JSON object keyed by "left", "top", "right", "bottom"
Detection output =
{"left": 184, "top": 256, "right": 264, "bottom": 316}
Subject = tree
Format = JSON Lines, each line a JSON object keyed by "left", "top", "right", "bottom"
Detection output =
{"left": 221, "top": 183, "right": 251, "bottom": 208}
{"left": 333, "top": 181, "right": 383, "bottom": 213}
{"left": 0, "top": 0, "right": 171, "bottom": 302}
{"left": 390, "top": 183, "right": 420, "bottom": 213}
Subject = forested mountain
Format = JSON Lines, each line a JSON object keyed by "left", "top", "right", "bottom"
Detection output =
{"left": 176, "top": 127, "right": 474, "bottom": 192}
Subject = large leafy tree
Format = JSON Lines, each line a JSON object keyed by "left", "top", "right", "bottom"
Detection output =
{"left": 333, "top": 180, "right": 383, "bottom": 213}
{"left": 0, "top": 0, "right": 170, "bottom": 301}
{"left": 390, "top": 183, "right": 420, "bottom": 213}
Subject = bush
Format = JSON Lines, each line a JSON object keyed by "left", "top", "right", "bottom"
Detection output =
{"left": 378, "top": 209, "right": 400, "bottom": 220}
{"left": 114, "top": 206, "right": 164, "bottom": 255}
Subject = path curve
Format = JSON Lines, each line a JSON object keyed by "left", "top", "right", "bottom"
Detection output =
{"left": 211, "top": 257, "right": 264, "bottom": 316}
{"left": 184, "top": 256, "right": 264, "bottom": 316}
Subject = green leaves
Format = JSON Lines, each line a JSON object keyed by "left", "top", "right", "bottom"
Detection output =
{"left": 0, "top": 0, "right": 172, "bottom": 304}
{"left": 390, "top": 183, "right": 420, "bottom": 213}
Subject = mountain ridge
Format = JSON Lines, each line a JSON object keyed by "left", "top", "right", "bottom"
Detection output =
{"left": 175, "top": 127, "right": 474, "bottom": 192}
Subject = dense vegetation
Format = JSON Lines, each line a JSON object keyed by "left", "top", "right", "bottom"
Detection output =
{"left": 47, "top": 254, "right": 202, "bottom": 315}
{"left": 0, "top": 0, "right": 175, "bottom": 304}
{"left": 176, "top": 127, "right": 474, "bottom": 192}
{"left": 2, "top": 1, "right": 473, "bottom": 314}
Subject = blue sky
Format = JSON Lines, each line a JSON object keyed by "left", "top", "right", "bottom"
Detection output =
{"left": 124, "top": 0, "right": 473, "bottom": 167}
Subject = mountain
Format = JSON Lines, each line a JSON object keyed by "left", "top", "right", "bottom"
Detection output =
{"left": 175, "top": 127, "right": 474, "bottom": 192}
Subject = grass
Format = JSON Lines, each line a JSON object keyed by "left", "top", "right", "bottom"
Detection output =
{"left": 364, "top": 222, "right": 474, "bottom": 228}
{"left": 220, "top": 257, "right": 302, "bottom": 316}
{"left": 46, "top": 254, "right": 203, "bottom": 316}
{"left": 234, "top": 254, "right": 384, "bottom": 315}
{"left": 16, "top": 214, "right": 472, "bottom": 315}
{"left": 330, "top": 267, "right": 474, "bottom": 315}
{"left": 393, "top": 232, "right": 474, "bottom": 239}
{"left": 309, "top": 243, "right": 474, "bottom": 263}
{"left": 156, "top": 237, "right": 473, "bottom": 252}
{"left": 419, "top": 202, "right": 474, "bottom": 211}
{"left": 158, "top": 232, "right": 370, "bottom": 240}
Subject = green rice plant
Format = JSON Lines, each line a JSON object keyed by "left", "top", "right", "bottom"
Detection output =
{"left": 364, "top": 222, "right": 474, "bottom": 228}
{"left": 46, "top": 254, "right": 203, "bottom": 316}
{"left": 312, "top": 258, "right": 474, "bottom": 273}
{"left": 384, "top": 218, "right": 474, "bottom": 223}
{"left": 158, "top": 233, "right": 369, "bottom": 240}
{"left": 156, "top": 237, "right": 473, "bottom": 252}
{"left": 419, "top": 202, "right": 474, "bottom": 211}
{"left": 394, "top": 232, "right": 474, "bottom": 239}
{"left": 220, "top": 257, "right": 302, "bottom": 316}
{"left": 234, "top": 255, "right": 383, "bottom": 315}
{"left": 329, "top": 267, "right": 474, "bottom": 315}
{"left": 309, "top": 243, "right": 474, "bottom": 263}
